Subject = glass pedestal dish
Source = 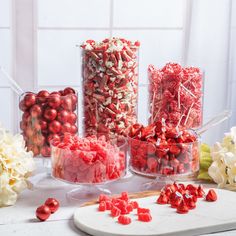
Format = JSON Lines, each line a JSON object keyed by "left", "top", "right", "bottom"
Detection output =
{"left": 51, "top": 134, "right": 127, "bottom": 200}
{"left": 128, "top": 130, "right": 200, "bottom": 190}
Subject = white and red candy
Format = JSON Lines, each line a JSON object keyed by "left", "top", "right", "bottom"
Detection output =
{"left": 156, "top": 182, "right": 217, "bottom": 214}
{"left": 128, "top": 121, "right": 199, "bottom": 176}
{"left": 148, "top": 63, "right": 203, "bottom": 129}
{"left": 51, "top": 133, "right": 126, "bottom": 183}
{"left": 98, "top": 192, "right": 152, "bottom": 225}
{"left": 19, "top": 88, "right": 78, "bottom": 157}
{"left": 81, "top": 38, "right": 140, "bottom": 138}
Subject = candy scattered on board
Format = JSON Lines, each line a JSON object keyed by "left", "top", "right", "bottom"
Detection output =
{"left": 73, "top": 186, "right": 236, "bottom": 236}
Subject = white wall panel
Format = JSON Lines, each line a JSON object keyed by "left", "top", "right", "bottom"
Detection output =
{"left": 0, "top": 88, "right": 13, "bottom": 131}
{"left": 112, "top": 30, "right": 183, "bottom": 84}
{"left": 113, "top": 0, "right": 184, "bottom": 28}
{"left": 37, "top": 30, "right": 110, "bottom": 86}
{"left": 0, "top": 0, "right": 10, "bottom": 27}
{"left": 0, "top": 29, "right": 11, "bottom": 86}
{"left": 38, "top": 0, "right": 110, "bottom": 28}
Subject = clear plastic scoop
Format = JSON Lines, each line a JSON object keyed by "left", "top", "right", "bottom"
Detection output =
{"left": 0, "top": 66, "right": 24, "bottom": 95}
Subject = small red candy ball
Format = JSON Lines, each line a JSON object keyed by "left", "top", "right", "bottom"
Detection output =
{"left": 63, "top": 87, "right": 75, "bottom": 95}
{"left": 49, "top": 120, "right": 61, "bottom": 134}
{"left": 67, "top": 112, "right": 77, "bottom": 124}
{"left": 44, "top": 198, "right": 60, "bottom": 213}
{"left": 36, "top": 205, "right": 51, "bottom": 221}
{"left": 39, "top": 119, "right": 48, "bottom": 130}
{"left": 37, "top": 90, "right": 50, "bottom": 103}
{"left": 61, "top": 122, "right": 71, "bottom": 133}
{"left": 70, "top": 125, "right": 78, "bottom": 134}
{"left": 48, "top": 94, "right": 61, "bottom": 108}
{"left": 24, "top": 93, "right": 36, "bottom": 108}
{"left": 44, "top": 108, "right": 57, "bottom": 121}
{"left": 61, "top": 97, "right": 73, "bottom": 111}
{"left": 19, "top": 100, "right": 27, "bottom": 112}
{"left": 57, "top": 110, "right": 69, "bottom": 123}
{"left": 30, "top": 104, "right": 42, "bottom": 117}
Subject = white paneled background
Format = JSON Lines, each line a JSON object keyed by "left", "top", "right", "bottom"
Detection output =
{"left": 0, "top": 0, "right": 12, "bottom": 131}
{"left": 0, "top": 0, "right": 235, "bottom": 144}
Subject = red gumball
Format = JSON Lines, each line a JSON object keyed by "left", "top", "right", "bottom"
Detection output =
{"left": 49, "top": 120, "right": 61, "bottom": 134}
{"left": 70, "top": 125, "right": 78, "bottom": 134}
{"left": 63, "top": 87, "right": 75, "bottom": 95}
{"left": 36, "top": 205, "right": 51, "bottom": 221}
{"left": 44, "top": 108, "right": 57, "bottom": 121}
{"left": 48, "top": 94, "right": 61, "bottom": 108}
{"left": 61, "top": 122, "right": 71, "bottom": 133}
{"left": 67, "top": 112, "right": 77, "bottom": 124}
{"left": 57, "top": 110, "right": 69, "bottom": 123}
{"left": 45, "top": 198, "right": 60, "bottom": 213}
{"left": 24, "top": 93, "right": 36, "bottom": 108}
{"left": 30, "top": 104, "right": 42, "bottom": 117}
{"left": 41, "top": 145, "right": 51, "bottom": 157}
{"left": 19, "top": 100, "right": 27, "bottom": 112}
{"left": 39, "top": 119, "right": 48, "bottom": 130}
{"left": 61, "top": 97, "right": 73, "bottom": 111}
{"left": 22, "top": 111, "right": 30, "bottom": 121}
{"left": 37, "top": 90, "right": 50, "bottom": 103}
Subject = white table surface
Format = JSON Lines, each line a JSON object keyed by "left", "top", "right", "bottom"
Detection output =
{"left": 0, "top": 159, "right": 236, "bottom": 236}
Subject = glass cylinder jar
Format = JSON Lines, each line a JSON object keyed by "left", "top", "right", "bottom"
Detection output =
{"left": 19, "top": 88, "right": 78, "bottom": 157}
{"left": 148, "top": 63, "right": 204, "bottom": 129}
{"left": 81, "top": 38, "right": 140, "bottom": 139}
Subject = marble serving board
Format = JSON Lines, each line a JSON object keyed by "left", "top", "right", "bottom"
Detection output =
{"left": 74, "top": 189, "right": 236, "bottom": 236}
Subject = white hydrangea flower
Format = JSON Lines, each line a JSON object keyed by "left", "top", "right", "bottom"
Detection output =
{"left": 208, "top": 126, "right": 236, "bottom": 190}
{"left": 0, "top": 125, "right": 35, "bottom": 207}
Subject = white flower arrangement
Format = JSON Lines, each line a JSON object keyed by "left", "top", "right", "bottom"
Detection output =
{"left": 0, "top": 125, "right": 35, "bottom": 207}
{"left": 208, "top": 127, "right": 236, "bottom": 190}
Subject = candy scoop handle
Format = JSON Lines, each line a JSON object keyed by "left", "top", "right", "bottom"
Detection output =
{"left": 196, "top": 110, "right": 231, "bottom": 135}
{"left": 0, "top": 66, "right": 24, "bottom": 95}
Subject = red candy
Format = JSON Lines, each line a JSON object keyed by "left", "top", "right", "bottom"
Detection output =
{"left": 97, "top": 192, "right": 152, "bottom": 225}
{"left": 19, "top": 88, "right": 78, "bottom": 157}
{"left": 51, "top": 134, "right": 126, "bottom": 184}
{"left": 44, "top": 198, "right": 60, "bottom": 213}
{"left": 129, "top": 122, "right": 199, "bottom": 176}
{"left": 36, "top": 205, "right": 51, "bottom": 221}
{"left": 138, "top": 213, "right": 152, "bottom": 222}
{"left": 81, "top": 38, "right": 140, "bottom": 138}
{"left": 148, "top": 63, "right": 203, "bottom": 129}
{"left": 177, "top": 200, "right": 189, "bottom": 214}
{"left": 205, "top": 189, "right": 217, "bottom": 202}
{"left": 118, "top": 215, "right": 131, "bottom": 225}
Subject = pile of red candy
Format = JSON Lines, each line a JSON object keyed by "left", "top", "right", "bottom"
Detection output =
{"left": 51, "top": 133, "right": 126, "bottom": 183}
{"left": 98, "top": 192, "right": 152, "bottom": 225}
{"left": 81, "top": 38, "right": 140, "bottom": 138}
{"left": 128, "top": 121, "right": 199, "bottom": 176}
{"left": 156, "top": 182, "right": 217, "bottom": 214}
{"left": 148, "top": 63, "right": 203, "bottom": 129}
{"left": 19, "top": 87, "right": 78, "bottom": 157}
{"left": 36, "top": 197, "right": 60, "bottom": 221}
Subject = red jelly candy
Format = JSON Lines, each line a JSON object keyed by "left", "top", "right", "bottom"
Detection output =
{"left": 98, "top": 202, "right": 106, "bottom": 211}
{"left": 206, "top": 189, "right": 217, "bottom": 202}
{"left": 111, "top": 206, "right": 121, "bottom": 217}
{"left": 105, "top": 201, "right": 113, "bottom": 210}
{"left": 118, "top": 215, "right": 131, "bottom": 225}
{"left": 138, "top": 213, "right": 152, "bottom": 222}
{"left": 130, "top": 201, "right": 139, "bottom": 209}
{"left": 137, "top": 207, "right": 150, "bottom": 214}
{"left": 99, "top": 194, "right": 110, "bottom": 203}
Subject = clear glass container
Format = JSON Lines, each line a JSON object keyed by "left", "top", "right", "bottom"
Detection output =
{"left": 148, "top": 65, "right": 204, "bottom": 129}
{"left": 18, "top": 88, "right": 78, "bottom": 157}
{"left": 81, "top": 48, "right": 139, "bottom": 139}
{"left": 50, "top": 134, "right": 127, "bottom": 200}
{"left": 128, "top": 130, "right": 200, "bottom": 180}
